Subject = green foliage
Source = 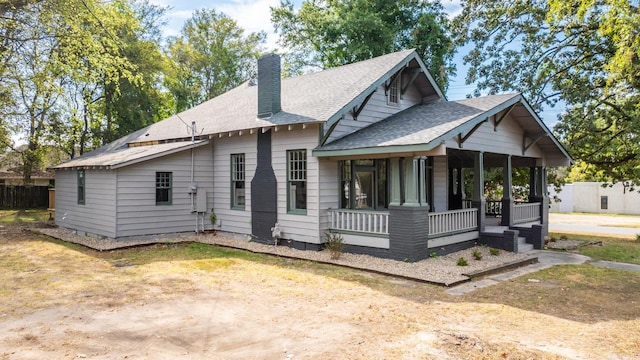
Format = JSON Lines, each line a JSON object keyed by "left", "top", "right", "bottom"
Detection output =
{"left": 472, "top": 249, "right": 483, "bottom": 261}
{"left": 453, "top": 0, "right": 640, "bottom": 186}
{"left": 324, "top": 232, "right": 344, "bottom": 260}
{"left": 210, "top": 213, "right": 217, "bottom": 225}
{"left": 489, "top": 248, "right": 500, "bottom": 256}
{"left": 165, "top": 9, "right": 266, "bottom": 112}
{"left": 429, "top": 251, "right": 438, "bottom": 259}
{"left": 456, "top": 257, "right": 468, "bottom": 266}
{"left": 271, "top": 0, "right": 455, "bottom": 90}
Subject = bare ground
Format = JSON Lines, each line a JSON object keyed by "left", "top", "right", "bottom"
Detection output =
{"left": 1, "top": 223, "right": 639, "bottom": 359}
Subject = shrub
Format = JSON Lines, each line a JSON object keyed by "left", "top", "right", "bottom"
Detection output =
{"left": 429, "top": 251, "right": 439, "bottom": 258}
{"left": 560, "top": 234, "right": 568, "bottom": 240}
{"left": 324, "top": 232, "right": 344, "bottom": 260}
{"left": 472, "top": 249, "right": 483, "bottom": 261}
{"left": 210, "top": 213, "right": 217, "bottom": 225}
{"left": 490, "top": 248, "right": 500, "bottom": 256}
{"left": 457, "top": 257, "right": 468, "bottom": 266}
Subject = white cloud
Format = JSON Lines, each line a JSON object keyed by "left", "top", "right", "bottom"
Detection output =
{"left": 215, "top": 0, "right": 282, "bottom": 51}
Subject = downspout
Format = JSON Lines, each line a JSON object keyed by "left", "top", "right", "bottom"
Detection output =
{"left": 191, "top": 121, "right": 196, "bottom": 232}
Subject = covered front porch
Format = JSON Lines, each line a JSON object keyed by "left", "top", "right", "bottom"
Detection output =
{"left": 323, "top": 149, "right": 549, "bottom": 261}
{"left": 313, "top": 94, "right": 571, "bottom": 262}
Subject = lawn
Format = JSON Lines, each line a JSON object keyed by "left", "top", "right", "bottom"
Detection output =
{"left": 1, "top": 223, "right": 640, "bottom": 358}
{"left": 550, "top": 232, "right": 640, "bottom": 264}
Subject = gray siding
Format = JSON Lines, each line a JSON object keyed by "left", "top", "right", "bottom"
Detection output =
{"left": 318, "top": 158, "right": 340, "bottom": 238}
{"left": 115, "top": 144, "right": 215, "bottom": 237}
{"left": 212, "top": 134, "right": 256, "bottom": 235}
{"left": 55, "top": 169, "right": 117, "bottom": 238}
{"left": 272, "top": 125, "right": 321, "bottom": 244}
{"left": 444, "top": 116, "right": 543, "bottom": 157}
{"left": 326, "top": 84, "right": 422, "bottom": 143}
{"left": 432, "top": 156, "right": 448, "bottom": 212}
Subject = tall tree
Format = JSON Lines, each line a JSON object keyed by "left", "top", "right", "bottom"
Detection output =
{"left": 270, "top": 0, "right": 455, "bottom": 90}
{"left": 454, "top": 0, "right": 640, "bottom": 186}
{"left": 165, "top": 9, "right": 266, "bottom": 112}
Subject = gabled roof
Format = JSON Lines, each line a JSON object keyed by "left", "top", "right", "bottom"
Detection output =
{"left": 313, "top": 93, "right": 572, "bottom": 166}
{"left": 113, "top": 49, "right": 442, "bottom": 146}
{"left": 52, "top": 49, "right": 444, "bottom": 169}
{"left": 53, "top": 140, "right": 209, "bottom": 170}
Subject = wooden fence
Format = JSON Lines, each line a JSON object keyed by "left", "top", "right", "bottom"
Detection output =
{"left": 0, "top": 185, "right": 50, "bottom": 209}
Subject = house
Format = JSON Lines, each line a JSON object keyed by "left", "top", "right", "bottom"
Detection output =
{"left": 550, "top": 182, "right": 640, "bottom": 215}
{"left": 0, "top": 168, "right": 55, "bottom": 186}
{"left": 51, "top": 50, "right": 571, "bottom": 261}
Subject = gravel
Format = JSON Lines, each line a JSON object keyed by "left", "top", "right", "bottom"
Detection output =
{"left": 37, "top": 227, "right": 532, "bottom": 286}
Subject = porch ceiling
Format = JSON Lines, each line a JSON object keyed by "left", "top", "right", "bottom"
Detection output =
{"left": 447, "top": 149, "right": 537, "bottom": 168}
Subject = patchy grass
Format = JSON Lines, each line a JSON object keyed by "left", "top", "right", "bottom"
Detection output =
{"left": 469, "top": 264, "right": 640, "bottom": 323}
{"left": 550, "top": 232, "right": 640, "bottom": 264}
{"left": 0, "top": 209, "right": 49, "bottom": 223}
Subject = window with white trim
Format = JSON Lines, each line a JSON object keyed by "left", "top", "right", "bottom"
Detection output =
{"left": 231, "top": 153, "right": 245, "bottom": 209}
{"left": 77, "top": 170, "right": 85, "bottom": 205}
{"left": 287, "top": 149, "right": 307, "bottom": 213}
{"left": 156, "top": 172, "right": 172, "bottom": 205}
{"left": 388, "top": 77, "right": 399, "bottom": 105}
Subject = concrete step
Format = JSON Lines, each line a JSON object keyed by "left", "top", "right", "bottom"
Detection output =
{"left": 517, "top": 236, "right": 534, "bottom": 253}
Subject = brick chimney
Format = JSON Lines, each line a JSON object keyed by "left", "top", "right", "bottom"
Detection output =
{"left": 257, "top": 53, "right": 281, "bottom": 118}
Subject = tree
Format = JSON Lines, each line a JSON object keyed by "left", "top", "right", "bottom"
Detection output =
{"left": 270, "top": 0, "right": 455, "bottom": 90}
{"left": 453, "top": 0, "right": 640, "bottom": 186}
{"left": 165, "top": 9, "right": 266, "bottom": 112}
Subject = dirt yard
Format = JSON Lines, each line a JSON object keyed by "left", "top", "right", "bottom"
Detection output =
{"left": 1, "top": 222, "right": 640, "bottom": 359}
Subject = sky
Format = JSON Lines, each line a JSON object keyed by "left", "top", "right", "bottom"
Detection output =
{"left": 147, "top": 0, "right": 562, "bottom": 126}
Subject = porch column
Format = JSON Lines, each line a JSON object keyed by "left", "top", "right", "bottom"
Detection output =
{"left": 528, "top": 167, "right": 538, "bottom": 201}
{"left": 389, "top": 158, "right": 401, "bottom": 206}
{"left": 403, "top": 157, "right": 420, "bottom": 207}
{"left": 418, "top": 157, "right": 428, "bottom": 207}
{"left": 501, "top": 155, "right": 514, "bottom": 226}
{"left": 472, "top": 152, "right": 486, "bottom": 232}
{"left": 539, "top": 167, "right": 549, "bottom": 226}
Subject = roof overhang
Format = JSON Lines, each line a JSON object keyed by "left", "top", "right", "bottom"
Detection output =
{"left": 51, "top": 140, "right": 210, "bottom": 171}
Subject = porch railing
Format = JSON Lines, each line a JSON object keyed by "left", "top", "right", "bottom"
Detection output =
{"left": 328, "top": 209, "right": 389, "bottom": 235}
{"left": 513, "top": 202, "right": 541, "bottom": 224}
{"left": 428, "top": 208, "right": 478, "bottom": 238}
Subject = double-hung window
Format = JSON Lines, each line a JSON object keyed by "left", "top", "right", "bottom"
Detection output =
{"left": 387, "top": 77, "right": 399, "bottom": 105}
{"left": 77, "top": 170, "right": 85, "bottom": 205}
{"left": 287, "top": 149, "right": 307, "bottom": 213}
{"left": 231, "top": 153, "right": 245, "bottom": 209}
{"left": 156, "top": 172, "right": 172, "bottom": 205}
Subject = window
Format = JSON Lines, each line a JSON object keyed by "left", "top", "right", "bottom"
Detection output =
{"left": 287, "top": 149, "right": 307, "bottom": 213}
{"left": 340, "top": 159, "right": 388, "bottom": 210}
{"left": 231, "top": 154, "right": 245, "bottom": 209}
{"left": 601, "top": 195, "right": 608, "bottom": 210}
{"left": 388, "top": 77, "right": 399, "bottom": 105}
{"left": 77, "top": 170, "right": 85, "bottom": 205}
{"left": 156, "top": 172, "right": 172, "bottom": 205}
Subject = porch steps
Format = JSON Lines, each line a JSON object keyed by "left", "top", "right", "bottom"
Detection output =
{"left": 518, "top": 236, "right": 534, "bottom": 253}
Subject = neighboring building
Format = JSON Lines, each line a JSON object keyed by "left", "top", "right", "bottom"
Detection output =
{"left": 0, "top": 168, "right": 55, "bottom": 186}
{"left": 51, "top": 50, "right": 571, "bottom": 261}
{"left": 550, "top": 182, "right": 640, "bottom": 215}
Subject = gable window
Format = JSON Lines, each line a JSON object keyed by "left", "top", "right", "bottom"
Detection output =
{"left": 231, "top": 153, "right": 245, "bottom": 209}
{"left": 340, "top": 159, "right": 388, "bottom": 210}
{"left": 77, "top": 170, "right": 85, "bottom": 205}
{"left": 287, "top": 149, "right": 307, "bottom": 213}
{"left": 388, "top": 77, "right": 399, "bottom": 105}
{"left": 156, "top": 172, "right": 172, "bottom": 205}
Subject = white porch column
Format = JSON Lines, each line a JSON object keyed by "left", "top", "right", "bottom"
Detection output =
{"left": 472, "top": 152, "right": 486, "bottom": 231}
{"left": 418, "top": 157, "right": 428, "bottom": 207}
{"left": 501, "top": 155, "right": 514, "bottom": 226}
{"left": 403, "top": 157, "right": 420, "bottom": 207}
{"left": 389, "top": 158, "right": 401, "bottom": 206}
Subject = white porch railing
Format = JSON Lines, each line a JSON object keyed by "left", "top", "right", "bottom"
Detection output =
{"left": 328, "top": 209, "right": 389, "bottom": 235}
{"left": 428, "top": 208, "right": 478, "bottom": 238}
{"left": 514, "top": 202, "right": 541, "bottom": 224}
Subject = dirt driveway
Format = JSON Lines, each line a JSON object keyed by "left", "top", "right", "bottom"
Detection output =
{"left": 1, "top": 224, "right": 639, "bottom": 359}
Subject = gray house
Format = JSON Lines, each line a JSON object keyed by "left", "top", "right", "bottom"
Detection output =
{"left": 51, "top": 50, "right": 571, "bottom": 261}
